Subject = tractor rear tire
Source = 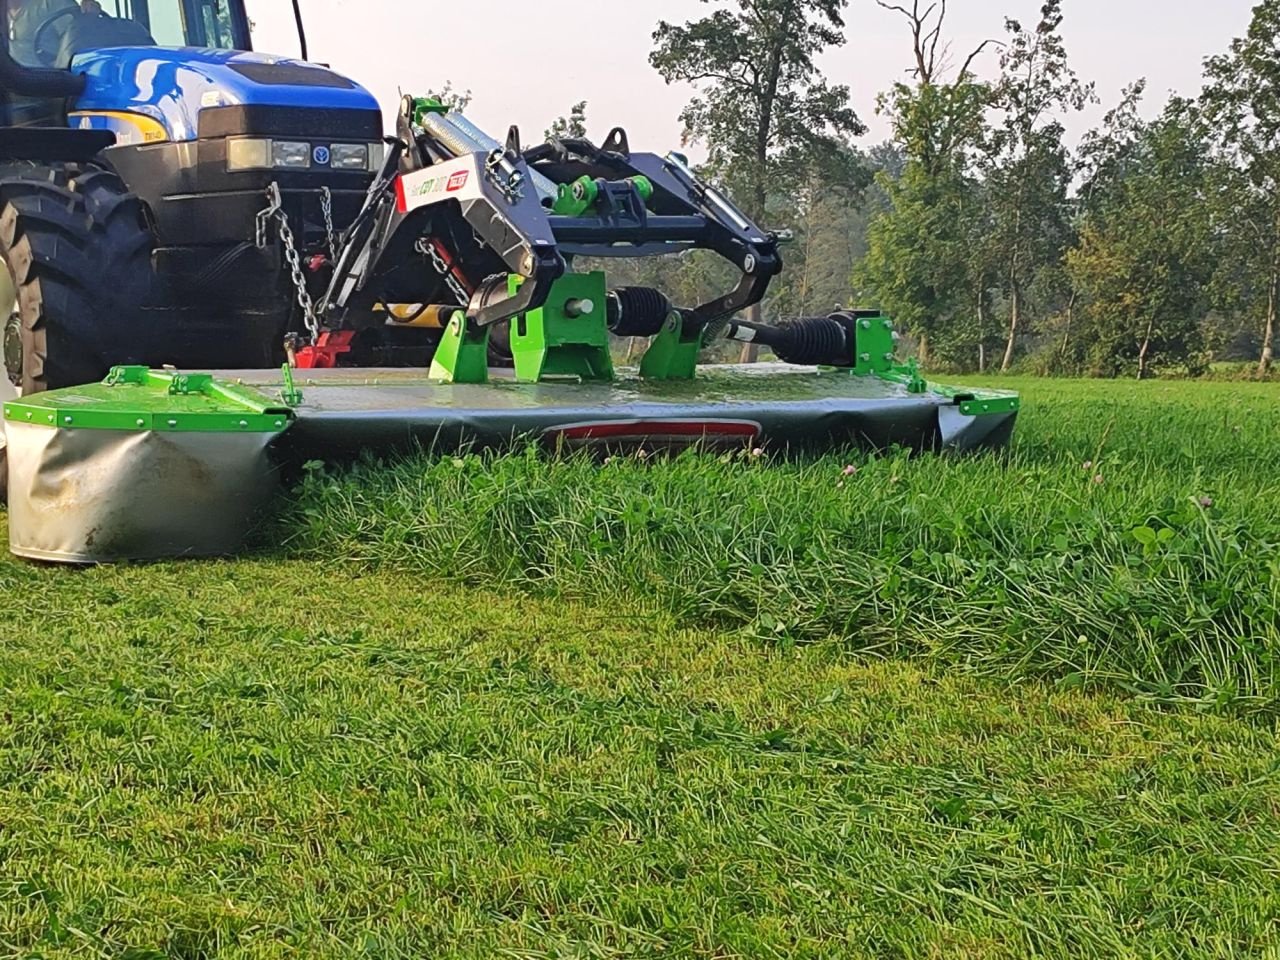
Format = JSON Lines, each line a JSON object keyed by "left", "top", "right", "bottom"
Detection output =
{"left": 0, "top": 163, "right": 154, "bottom": 394}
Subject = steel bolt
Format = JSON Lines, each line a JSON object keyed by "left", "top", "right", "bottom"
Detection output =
{"left": 860, "top": 353, "right": 872, "bottom": 363}
{"left": 883, "top": 319, "right": 894, "bottom": 330}
{"left": 168, "top": 419, "right": 178, "bottom": 428}
{"left": 239, "top": 420, "right": 249, "bottom": 429}
{"left": 136, "top": 419, "right": 145, "bottom": 428}
{"left": 860, "top": 319, "right": 872, "bottom": 329}
{"left": 64, "top": 416, "right": 72, "bottom": 425}
{"left": 884, "top": 353, "right": 896, "bottom": 362}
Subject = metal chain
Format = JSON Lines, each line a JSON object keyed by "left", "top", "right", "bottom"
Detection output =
{"left": 415, "top": 237, "right": 470, "bottom": 306}
{"left": 484, "top": 149, "right": 525, "bottom": 203}
{"left": 255, "top": 183, "right": 321, "bottom": 340}
{"left": 320, "top": 186, "right": 337, "bottom": 262}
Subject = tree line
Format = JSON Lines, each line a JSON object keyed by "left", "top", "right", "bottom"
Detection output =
{"left": 558, "top": 0, "right": 1279, "bottom": 377}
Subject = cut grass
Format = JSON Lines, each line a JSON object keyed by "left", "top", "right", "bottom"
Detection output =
{"left": 283, "top": 377, "right": 1280, "bottom": 716}
{"left": 0, "top": 555, "right": 1277, "bottom": 958}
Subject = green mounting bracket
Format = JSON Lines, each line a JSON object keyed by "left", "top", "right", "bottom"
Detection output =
{"left": 849, "top": 314, "right": 898, "bottom": 376}
{"left": 411, "top": 96, "right": 450, "bottom": 125}
{"left": 553, "top": 176, "right": 599, "bottom": 217}
{"left": 510, "top": 272, "right": 614, "bottom": 383}
{"left": 956, "top": 394, "right": 1021, "bottom": 417}
{"left": 552, "top": 176, "right": 654, "bottom": 217}
{"left": 429, "top": 310, "right": 490, "bottom": 384}
{"left": 901, "top": 358, "right": 928, "bottom": 394}
{"left": 877, "top": 358, "right": 929, "bottom": 395}
{"left": 817, "top": 314, "right": 929, "bottom": 391}
{"left": 168, "top": 373, "right": 214, "bottom": 396}
{"left": 640, "top": 311, "right": 703, "bottom": 381}
{"left": 280, "top": 364, "right": 303, "bottom": 407}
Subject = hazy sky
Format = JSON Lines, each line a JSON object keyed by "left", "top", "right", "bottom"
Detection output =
{"left": 243, "top": 0, "right": 1259, "bottom": 152}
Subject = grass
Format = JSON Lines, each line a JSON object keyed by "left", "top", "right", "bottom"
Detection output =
{"left": 1, "top": 375, "right": 1279, "bottom": 957}
{"left": 284, "top": 376, "right": 1280, "bottom": 717}
{"left": 1, "top": 558, "right": 1278, "bottom": 958}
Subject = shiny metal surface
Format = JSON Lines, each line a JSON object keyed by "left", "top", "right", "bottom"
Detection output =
{"left": 6, "top": 422, "right": 281, "bottom": 563}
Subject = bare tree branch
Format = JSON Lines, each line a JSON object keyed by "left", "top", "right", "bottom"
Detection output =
{"left": 956, "top": 39, "right": 1002, "bottom": 83}
{"left": 926, "top": 0, "right": 946, "bottom": 77}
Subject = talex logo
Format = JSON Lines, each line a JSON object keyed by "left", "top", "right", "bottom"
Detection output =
{"left": 446, "top": 170, "right": 469, "bottom": 192}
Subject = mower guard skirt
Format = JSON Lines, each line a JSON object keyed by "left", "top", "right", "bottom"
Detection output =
{"left": 4, "top": 364, "right": 1017, "bottom": 564}
{"left": 6, "top": 423, "right": 281, "bottom": 563}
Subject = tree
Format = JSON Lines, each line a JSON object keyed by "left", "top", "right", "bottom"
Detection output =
{"left": 873, "top": 1, "right": 998, "bottom": 180}
{"left": 427, "top": 82, "right": 472, "bottom": 113}
{"left": 650, "top": 0, "right": 864, "bottom": 216}
{"left": 1066, "top": 100, "right": 1215, "bottom": 378}
{"left": 855, "top": 0, "right": 995, "bottom": 367}
{"left": 650, "top": 0, "right": 866, "bottom": 358}
{"left": 1202, "top": 0, "right": 1280, "bottom": 376}
{"left": 981, "top": 1, "right": 1093, "bottom": 372}
{"left": 1055, "top": 80, "right": 1148, "bottom": 365}
{"left": 546, "top": 101, "right": 589, "bottom": 141}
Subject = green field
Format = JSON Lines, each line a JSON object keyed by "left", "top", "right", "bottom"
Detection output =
{"left": 1, "top": 377, "right": 1278, "bottom": 958}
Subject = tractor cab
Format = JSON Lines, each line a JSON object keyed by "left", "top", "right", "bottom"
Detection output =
{"left": 2, "top": 0, "right": 251, "bottom": 124}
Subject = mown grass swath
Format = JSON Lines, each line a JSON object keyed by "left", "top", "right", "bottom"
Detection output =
{"left": 283, "top": 378, "right": 1280, "bottom": 716}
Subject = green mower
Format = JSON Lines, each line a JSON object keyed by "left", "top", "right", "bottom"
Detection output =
{"left": 1, "top": 82, "right": 1018, "bottom": 561}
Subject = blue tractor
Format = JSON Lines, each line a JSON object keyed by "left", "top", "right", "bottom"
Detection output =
{"left": 0, "top": 0, "right": 386, "bottom": 392}
{"left": 0, "top": 0, "right": 791, "bottom": 395}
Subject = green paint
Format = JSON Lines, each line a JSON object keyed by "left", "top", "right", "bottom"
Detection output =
{"left": 411, "top": 96, "right": 450, "bottom": 126}
{"left": 920, "top": 379, "right": 1022, "bottom": 417}
{"left": 851, "top": 314, "right": 898, "bottom": 375}
{"left": 640, "top": 311, "right": 703, "bottom": 381}
{"left": 629, "top": 176, "right": 654, "bottom": 204}
{"left": 809, "top": 313, "right": 1019, "bottom": 416}
{"left": 3, "top": 366, "right": 293, "bottom": 433}
{"left": 552, "top": 176, "right": 654, "bottom": 217}
{"left": 957, "top": 394, "right": 1022, "bottom": 416}
{"left": 280, "top": 364, "right": 304, "bottom": 407}
{"left": 428, "top": 311, "right": 490, "bottom": 384}
{"left": 553, "top": 176, "right": 599, "bottom": 217}
{"left": 511, "top": 273, "right": 614, "bottom": 383}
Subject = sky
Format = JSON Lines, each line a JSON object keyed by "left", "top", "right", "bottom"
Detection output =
{"left": 243, "top": 0, "right": 1259, "bottom": 153}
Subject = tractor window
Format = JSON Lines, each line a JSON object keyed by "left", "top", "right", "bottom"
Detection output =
{"left": 103, "top": 0, "right": 240, "bottom": 48}
{"left": 2, "top": 0, "right": 248, "bottom": 67}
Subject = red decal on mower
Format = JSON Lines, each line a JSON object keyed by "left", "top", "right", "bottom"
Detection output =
{"left": 545, "top": 418, "right": 762, "bottom": 452}
{"left": 394, "top": 175, "right": 408, "bottom": 213}
{"left": 446, "top": 170, "right": 469, "bottom": 192}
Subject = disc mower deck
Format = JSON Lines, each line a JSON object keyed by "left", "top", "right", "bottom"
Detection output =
{"left": 3, "top": 363, "right": 1016, "bottom": 564}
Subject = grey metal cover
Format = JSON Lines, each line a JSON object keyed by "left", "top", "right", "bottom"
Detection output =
{"left": 6, "top": 422, "right": 281, "bottom": 564}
